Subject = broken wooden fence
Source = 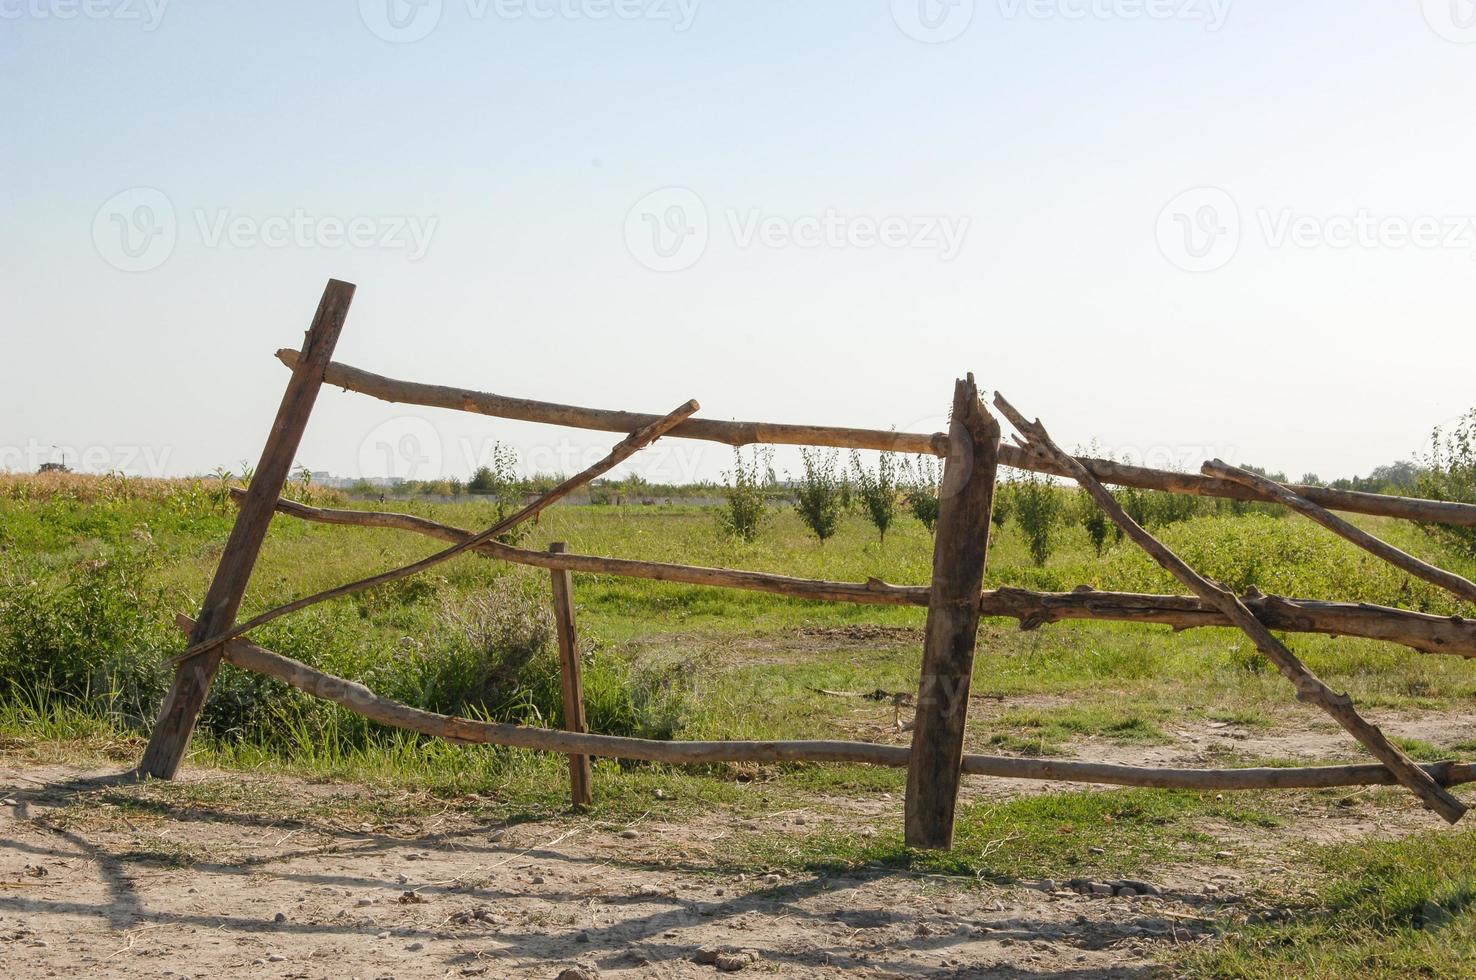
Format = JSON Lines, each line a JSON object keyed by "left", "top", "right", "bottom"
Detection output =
{"left": 140, "top": 279, "right": 1476, "bottom": 848}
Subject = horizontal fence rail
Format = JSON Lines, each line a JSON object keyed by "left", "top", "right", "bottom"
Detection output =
{"left": 137, "top": 284, "right": 1476, "bottom": 850}
{"left": 247, "top": 492, "right": 1476, "bottom": 659}
{"left": 184, "top": 617, "right": 1476, "bottom": 794}
{"left": 280, "top": 348, "right": 1476, "bottom": 528}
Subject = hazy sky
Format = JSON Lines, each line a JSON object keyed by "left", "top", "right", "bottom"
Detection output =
{"left": 4, "top": 1, "right": 1474, "bottom": 486}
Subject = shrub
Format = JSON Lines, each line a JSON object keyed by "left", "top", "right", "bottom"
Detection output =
{"left": 1418, "top": 408, "right": 1476, "bottom": 559}
{"left": 1077, "top": 487, "right": 1110, "bottom": 556}
{"left": 904, "top": 455, "right": 941, "bottom": 533}
{"left": 1013, "top": 471, "right": 1064, "bottom": 567}
{"left": 719, "top": 447, "right": 772, "bottom": 543}
{"left": 991, "top": 480, "right": 1010, "bottom": 531}
{"left": 794, "top": 448, "right": 843, "bottom": 545}
{"left": 851, "top": 450, "right": 899, "bottom": 543}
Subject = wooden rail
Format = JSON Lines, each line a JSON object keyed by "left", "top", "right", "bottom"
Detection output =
{"left": 245, "top": 492, "right": 1476, "bottom": 659}
{"left": 137, "top": 281, "right": 1476, "bottom": 850}
{"left": 186, "top": 617, "right": 1476, "bottom": 794}
{"left": 279, "top": 348, "right": 1476, "bottom": 528}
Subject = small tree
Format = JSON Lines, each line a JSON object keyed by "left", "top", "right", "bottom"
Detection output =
{"left": 1077, "top": 486, "right": 1109, "bottom": 557}
{"left": 903, "top": 455, "right": 941, "bottom": 533}
{"left": 1419, "top": 408, "right": 1476, "bottom": 558}
{"left": 852, "top": 451, "right": 899, "bottom": 543}
{"left": 720, "top": 447, "right": 772, "bottom": 542}
{"left": 467, "top": 442, "right": 526, "bottom": 542}
{"left": 1014, "top": 471, "right": 1063, "bottom": 567}
{"left": 794, "top": 448, "right": 843, "bottom": 545}
{"left": 991, "top": 479, "right": 1011, "bottom": 532}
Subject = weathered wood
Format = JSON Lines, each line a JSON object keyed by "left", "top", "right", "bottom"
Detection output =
{"left": 549, "top": 542, "right": 592, "bottom": 809}
{"left": 168, "top": 399, "right": 700, "bottom": 667}
{"left": 183, "top": 617, "right": 1476, "bottom": 793}
{"left": 996, "top": 393, "right": 1469, "bottom": 825}
{"left": 139, "top": 279, "right": 356, "bottom": 780}
{"left": 246, "top": 492, "right": 1476, "bottom": 658}
{"left": 1204, "top": 459, "right": 1476, "bottom": 607}
{"left": 906, "top": 376, "right": 1001, "bottom": 849}
{"left": 278, "top": 348, "right": 1476, "bottom": 528}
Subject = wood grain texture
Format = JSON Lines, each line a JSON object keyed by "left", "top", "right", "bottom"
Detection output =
{"left": 549, "top": 542, "right": 592, "bottom": 809}
{"left": 139, "top": 279, "right": 356, "bottom": 779}
{"left": 182, "top": 616, "right": 1476, "bottom": 793}
{"left": 906, "top": 376, "right": 1001, "bottom": 849}
{"left": 996, "top": 393, "right": 1468, "bottom": 825}
{"left": 278, "top": 348, "right": 1476, "bottom": 528}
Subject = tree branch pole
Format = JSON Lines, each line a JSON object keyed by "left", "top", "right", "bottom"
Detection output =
{"left": 167, "top": 399, "right": 700, "bottom": 667}
{"left": 278, "top": 348, "right": 1476, "bottom": 528}
{"left": 906, "top": 375, "right": 1001, "bottom": 849}
{"left": 138, "top": 279, "right": 356, "bottom": 780}
{"left": 1203, "top": 459, "right": 1476, "bottom": 607}
{"left": 548, "top": 542, "right": 593, "bottom": 809}
{"left": 185, "top": 617, "right": 1476, "bottom": 793}
{"left": 245, "top": 492, "right": 1476, "bottom": 658}
{"left": 994, "top": 393, "right": 1468, "bottom": 825}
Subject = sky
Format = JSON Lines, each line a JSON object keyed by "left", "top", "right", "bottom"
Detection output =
{"left": 3, "top": 0, "right": 1475, "bottom": 486}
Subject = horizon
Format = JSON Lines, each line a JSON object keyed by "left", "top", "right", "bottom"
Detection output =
{"left": 7, "top": 3, "right": 1476, "bottom": 487}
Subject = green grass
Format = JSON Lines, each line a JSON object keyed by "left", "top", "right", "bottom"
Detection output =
{"left": 6, "top": 483, "right": 1476, "bottom": 973}
{"left": 1183, "top": 831, "right": 1476, "bottom": 978}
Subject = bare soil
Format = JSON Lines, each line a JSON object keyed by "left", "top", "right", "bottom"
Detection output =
{"left": 1, "top": 709, "right": 1461, "bottom": 980}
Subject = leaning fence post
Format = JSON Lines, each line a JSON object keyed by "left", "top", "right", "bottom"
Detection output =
{"left": 549, "top": 542, "right": 594, "bottom": 808}
{"left": 905, "top": 374, "right": 1001, "bottom": 849}
{"left": 137, "top": 279, "right": 355, "bottom": 780}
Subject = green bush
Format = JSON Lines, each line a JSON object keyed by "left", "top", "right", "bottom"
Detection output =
{"left": 903, "top": 455, "right": 941, "bottom": 533}
{"left": 1419, "top": 408, "right": 1476, "bottom": 559}
{"left": 851, "top": 450, "right": 899, "bottom": 543}
{"left": 719, "top": 447, "right": 772, "bottom": 543}
{"left": 794, "top": 449, "right": 843, "bottom": 545}
{"left": 1013, "top": 472, "right": 1064, "bottom": 567}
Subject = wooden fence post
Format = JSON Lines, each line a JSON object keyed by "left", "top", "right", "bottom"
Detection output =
{"left": 549, "top": 542, "right": 593, "bottom": 808}
{"left": 137, "top": 279, "right": 355, "bottom": 779}
{"left": 905, "top": 375, "right": 1001, "bottom": 849}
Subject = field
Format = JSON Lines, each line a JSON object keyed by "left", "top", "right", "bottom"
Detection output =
{"left": 5, "top": 474, "right": 1476, "bottom": 977}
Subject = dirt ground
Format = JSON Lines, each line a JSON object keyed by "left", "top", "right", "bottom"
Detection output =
{"left": 2, "top": 708, "right": 1464, "bottom": 980}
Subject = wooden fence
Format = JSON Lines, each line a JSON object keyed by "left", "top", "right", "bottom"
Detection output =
{"left": 139, "top": 279, "right": 1476, "bottom": 848}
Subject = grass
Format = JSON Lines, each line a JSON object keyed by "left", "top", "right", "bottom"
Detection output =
{"left": 1184, "top": 831, "right": 1476, "bottom": 978}
{"left": 5, "top": 475, "right": 1476, "bottom": 973}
